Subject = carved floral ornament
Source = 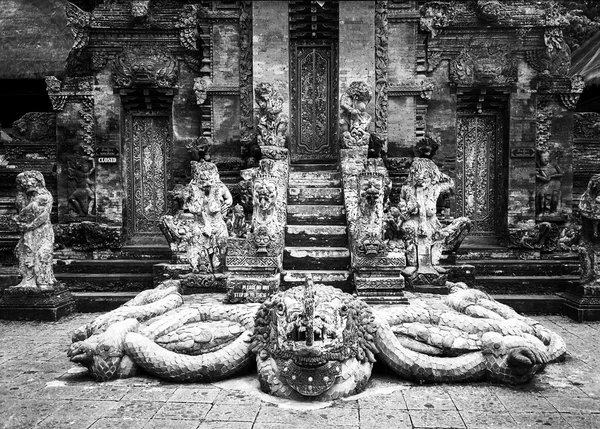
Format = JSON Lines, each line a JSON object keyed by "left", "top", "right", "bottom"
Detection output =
{"left": 419, "top": 1, "right": 456, "bottom": 38}
{"left": 113, "top": 46, "right": 179, "bottom": 88}
{"left": 449, "top": 44, "right": 517, "bottom": 86}
{"left": 65, "top": 2, "right": 92, "bottom": 51}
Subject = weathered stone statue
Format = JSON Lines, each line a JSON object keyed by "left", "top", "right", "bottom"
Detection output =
{"left": 353, "top": 161, "right": 387, "bottom": 256}
{"left": 227, "top": 203, "right": 248, "bottom": 238}
{"left": 579, "top": 174, "right": 600, "bottom": 285}
{"left": 12, "top": 170, "right": 57, "bottom": 290}
{"left": 250, "top": 159, "right": 280, "bottom": 254}
{"left": 535, "top": 149, "right": 563, "bottom": 219}
{"left": 255, "top": 82, "right": 288, "bottom": 148}
{"left": 69, "top": 277, "right": 566, "bottom": 399}
{"left": 161, "top": 160, "right": 232, "bottom": 273}
{"left": 399, "top": 141, "right": 471, "bottom": 288}
{"left": 67, "top": 157, "right": 95, "bottom": 217}
{"left": 340, "top": 81, "right": 372, "bottom": 148}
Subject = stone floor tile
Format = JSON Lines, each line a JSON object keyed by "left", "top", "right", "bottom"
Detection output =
{"left": 560, "top": 412, "right": 600, "bottom": 429}
{"left": 154, "top": 402, "right": 212, "bottom": 420}
{"left": 496, "top": 393, "right": 556, "bottom": 412}
{"left": 89, "top": 417, "right": 149, "bottom": 429}
{"left": 103, "top": 400, "right": 163, "bottom": 419}
{"left": 450, "top": 391, "right": 508, "bottom": 412}
{"left": 545, "top": 395, "right": 600, "bottom": 413}
{"left": 169, "top": 387, "right": 220, "bottom": 403}
{"left": 459, "top": 411, "right": 517, "bottom": 429}
{"left": 214, "top": 389, "right": 262, "bottom": 405}
{"left": 403, "top": 387, "right": 456, "bottom": 410}
{"left": 204, "top": 403, "right": 260, "bottom": 422}
{"left": 510, "top": 412, "right": 570, "bottom": 428}
{"left": 409, "top": 409, "right": 466, "bottom": 428}
{"left": 143, "top": 418, "right": 200, "bottom": 429}
{"left": 359, "top": 408, "right": 412, "bottom": 429}
{"left": 123, "top": 386, "right": 177, "bottom": 402}
{"left": 79, "top": 385, "right": 131, "bottom": 401}
{"left": 35, "top": 413, "right": 98, "bottom": 429}
{"left": 358, "top": 390, "right": 407, "bottom": 410}
{"left": 256, "top": 403, "right": 359, "bottom": 426}
{"left": 197, "top": 422, "right": 253, "bottom": 429}
{"left": 253, "top": 424, "right": 358, "bottom": 429}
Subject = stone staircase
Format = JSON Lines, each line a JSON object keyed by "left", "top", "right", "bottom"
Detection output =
{"left": 448, "top": 243, "right": 581, "bottom": 313}
{"left": 281, "top": 164, "right": 353, "bottom": 292}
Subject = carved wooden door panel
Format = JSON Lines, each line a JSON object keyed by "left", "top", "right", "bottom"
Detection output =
{"left": 456, "top": 113, "right": 504, "bottom": 236}
{"left": 290, "top": 45, "right": 338, "bottom": 163}
{"left": 125, "top": 113, "right": 172, "bottom": 237}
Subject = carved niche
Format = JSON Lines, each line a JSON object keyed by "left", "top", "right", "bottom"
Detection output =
{"left": 450, "top": 44, "right": 517, "bottom": 86}
{"left": 113, "top": 47, "right": 179, "bottom": 88}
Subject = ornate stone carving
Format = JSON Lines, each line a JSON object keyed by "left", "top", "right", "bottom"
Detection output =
{"left": 427, "top": 50, "right": 444, "bottom": 73}
{"left": 67, "top": 157, "right": 95, "bottom": 217}
{"left": 450, "top": 44, "right": 517, "bottom": 86}
{"left": 131, "top": 0, "right": 150, "bottom": 21}
{"left": 420, "top": 1, "right": 456, "bottom": 38}
{"left": 161, "top": 160, "right": 232, "bottom": 273}
{"left": 45, "top": 76, "right": 67, "bottom": 111}
{"left": 526, "top": 28, "right": 571, "bottom": 78}
{"left": 398, "top": 142, "right": 471, "bottom": 287}
{"left": 239, "top": 1, "right": 254, "bottom": 152}
{"left": 177, "top": 4, "right": 198, "bottom": 50}
{"left": 113, "top": 47, "right": 178, "bottom": 88}
{"left": 560, "top": 75, "right": 585, "bottom": 110}
{"left": 579, "top": 175, "right": 600, "bottom": 284}
{"left": 535, "top": 148, "right": 564, "bottom": 220}
{"left": 65, "top": 2, "right": 92, "bottom": 51}
{"left": 11, "top": 171, "right": 57, "bottom": 290}
{"left": 249, "top": 159, "right": 282, "bottom": 255}
{"left": 353, "top": 160, "right": 387, "bottom": 256}
{"left": 420, "top": 80, "right": 435, "bottom": 100}
{"left": 255, "top": 82, "right": 288, "bottom": 147}
{"left": 508, "top": 222, "right": 560, "bottom": 252}
{"left": 68, "top": 280, "right": 566, "bottom": 394}
{"left": 574, "top": 113, "right": 600, "bottom": 139}
{"left": 227, "top": 204, "right": 248, "bottom": 239}
{"left": 476, "top": 0, "right": 507, "bottom": 23}
{"left": 11, "top": 113, "right": 56, "bottom": 143}
{"left": 193, "top": 77, "right": 211, "bottom": 105}
{"left": 340, "top": 81, "right": 373, "bottom": 148}
{"left": 54, "top": 222, "right": 121, "bottom": 251}
{"left": 375, "top": 1, "right": 388, "bottom": 142}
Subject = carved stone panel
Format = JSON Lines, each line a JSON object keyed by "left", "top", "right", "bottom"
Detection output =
{"left": 125, "top": 113, "right": 172, "bottom": 236}
{"left": 456, "top": 112, "right": 504, "bottom": 236}
{"left": 290, "top": 44, "right": 338, "bottom": 163}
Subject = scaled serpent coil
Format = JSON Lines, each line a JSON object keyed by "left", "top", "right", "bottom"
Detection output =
{"left": 69, "top": 279, "right": 566, "bottom": 400}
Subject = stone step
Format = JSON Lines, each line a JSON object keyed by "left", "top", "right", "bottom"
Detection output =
{"left": 55, "top": 273, "right": 153, "bottom": 292}
{"left": 290, "top": 163, "right": 338, "bottom": 172}
{"left": 467, "top": 259, "right": 580, "bottom": 277}
{"left": 54, "top": 259, "right": 170, "bottom": 274}
{"left": 473, "top": 275, "right": 579, "bottom": 294}
{"left": 281, "top": 270, "right": 353, "bottom": 293}
{"left": 287, "top": 205, "right": 346, "bottom": 225}
{"left": 289, "top": 170, "right": 340, "bottom": 181}
{"left": 454, "top": 244, "right": 579, "bottom": 261}
{"left": 288, "top": 187, "right": 343, "bottom": 205}
{"left": 288, "top": 178, "right": 342, "bottom": 188}
{"left": 73, "top": 292, "right": 138, "bottom": 312}
{"left": 283, "top": 246, "right": 350, "bottom": 270}
{"left": 492, "top": 294, "right": 564, "bottom": 315}
{"left": 285, "top": 225, "right": 347, "bottom": 247}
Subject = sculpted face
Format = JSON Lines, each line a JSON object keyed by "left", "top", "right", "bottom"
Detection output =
{"left": 360, "top": 177, "right": 382, "bottom": 208}
{"left": 254, "top": 181, "right": 277, "bottom": 212}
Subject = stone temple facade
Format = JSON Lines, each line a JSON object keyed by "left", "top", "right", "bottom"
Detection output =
{"left": 0, "top": 1, "right": 599, "bottom": 319}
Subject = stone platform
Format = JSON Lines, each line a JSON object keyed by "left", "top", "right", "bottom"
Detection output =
{"left": 0, "top": 284, "right": 75, "bottom": 321}
{"left": 1, "top": 296, "right": 599, "bottom": 429}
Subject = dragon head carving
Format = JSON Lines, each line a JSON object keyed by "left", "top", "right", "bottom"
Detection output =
{"left": 251, "top": 279, "right": 378, "bottom": 400}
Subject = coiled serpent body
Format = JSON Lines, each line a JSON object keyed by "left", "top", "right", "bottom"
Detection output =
{"left": 69, "top": 280, "right": 566, "bottom": 400}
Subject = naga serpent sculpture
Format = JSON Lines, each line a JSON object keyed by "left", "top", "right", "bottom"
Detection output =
{"left": 68, "top": 278, "right": 566, "bottom": 400}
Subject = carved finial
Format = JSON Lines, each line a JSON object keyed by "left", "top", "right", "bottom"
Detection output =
{"left": 65, "top": 2, "right": 92, "bottom": 50}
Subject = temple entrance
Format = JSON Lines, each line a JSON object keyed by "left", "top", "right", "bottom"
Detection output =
{"left": 455, "top": 110, "right": 506, "bottom": 239}
{"left": 289, "top": 1, "right": 339, "bottom": 163}
{"left": 124, "top": 112, "right": 172, "bottom": 243}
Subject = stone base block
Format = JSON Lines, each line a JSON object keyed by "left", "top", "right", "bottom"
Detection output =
{"left": 0, "top": 284, "right": 76, "bottom": 321}
{"left": 560, "top": 282, "right": 600, "bottom": 322}
{"left": 180, "top": 273, "right": 227, "bottom": 295}
{"left": 153, "top": 263, "right": 192, "bottom": 285}
{"left": 446, "top": 264, "right": 476, "bottom": 284}
{"left": 225, "top": 273, "right": 280, "bottom": 304}
{"left": 355, "top": 274, "right": 407, "bottom": 304}
{"left": 403, "top": 268, "right": 448, "bottom": 294}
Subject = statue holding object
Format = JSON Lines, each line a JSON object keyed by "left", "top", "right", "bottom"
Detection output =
{"left": 161, "top": 160, "right": 232, "bottom": 273}
{"left": 398, "top": 139, "right": 471, "bottom": 288}
{"left": 535, "top": 149, "right": 564, "bottom": 219}
{"left": 12, "top": 170, "right": 57, "bottom": 290}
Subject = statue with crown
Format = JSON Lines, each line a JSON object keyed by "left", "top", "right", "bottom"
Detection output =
{"left": 160, "top": 137, "right": 232, "bottom": 274}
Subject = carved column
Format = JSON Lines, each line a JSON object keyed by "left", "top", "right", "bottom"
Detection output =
{"left": 374, "top": 1, "right": 388, "bottom": 144}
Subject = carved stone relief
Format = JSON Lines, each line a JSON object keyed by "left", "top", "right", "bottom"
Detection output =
{"left": 177, "top": 4, "right": 199, "bottom": 51}
{"left": 255, "top": 82, "right": 288, "bottom": 148}
{"left": 508, "top": 222, "right": 560, "bottom": 252}
{"left": 375, "top": 1, "right": 388, "bottom": 142}
{"left": 67, "top": 157, "right": 96, "bottom": 218}
{"left": 65, "top": 2, "right": 92, "bottom": 51}
{"left": 419, "top": 1, "right": 456, "bottom": 38}
{"left": 535, "top": 148, "right": 564, "bottom": 220}
{"left": 450, "top": 44, "right": 517, "bottom": 86}
{"left": 239, "top": 0, "right": 254, "bottom": 155}
{"left": 113, "top": 47, "right": 178, "bottom": 88}
{"left": 574, "top": 113, "right": 600, "bottom": 139}
{"left": 340, "top": 81, "right": 373, "bottom": 148}
{"left": 579, "top": 175, "right": 600, "bottom": 285}
{"left": 353, "top": 160, "right": 387, "bottom": 257}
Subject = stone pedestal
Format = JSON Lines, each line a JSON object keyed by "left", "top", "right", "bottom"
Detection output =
{"left": 153, "top": 263, "right": 227, "bottom": 295}
{"left": 402, "top": 266, "right": 449, "bottom": 294}
{"left": 561, "top": 281, "right": 600, "bottom": 322}
{"left": 0, "top": 284, "right": 75, "bottom": 321}
{"left": 354, "top": 253, "right": 408, "bottom": 304}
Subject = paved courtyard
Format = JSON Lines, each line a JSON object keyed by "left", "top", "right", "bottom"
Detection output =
{"left": 1, "top": 311, "right": 599, "bottom": 429}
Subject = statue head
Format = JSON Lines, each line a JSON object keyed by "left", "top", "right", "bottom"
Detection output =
{"left": 187, "top": 137, "right": 212, "bottom": 162}
{"left": 537, "top": 149, "right": 550, "bottom": 167}
{"left": 414, "top": 136, "right": 439, "bottom": 159}
{"left": 192, "top": 160, "right": 219, "bottom": 192}
{"left": 360, "top": 177, "right": 383, "bottom": 209}
{"left": 346, "top": 81, "right": 372, "bottom": 110}
{"left": 255, "top": 82, "right": 283, "bottom": 115}
{"left": 16, "top": 170, "right": 46, "bottom": 194}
